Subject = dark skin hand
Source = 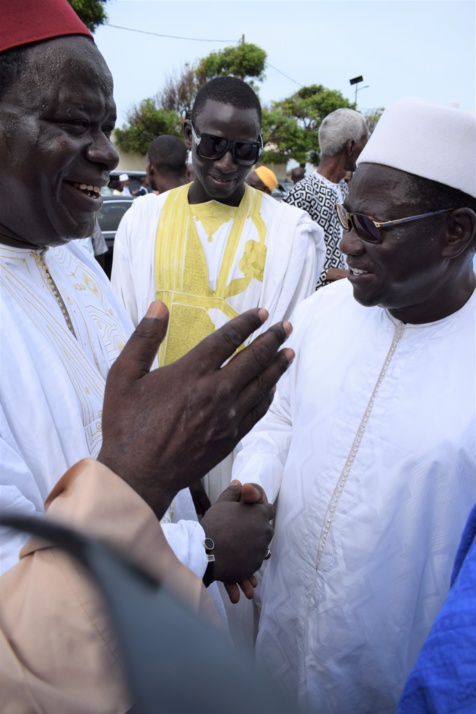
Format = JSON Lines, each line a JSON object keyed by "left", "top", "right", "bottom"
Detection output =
{"left": 98, "top": 301, "right": 294, "bottom": 523}
{"left": 202, "top": 481, "right": 274, "bottom": 602}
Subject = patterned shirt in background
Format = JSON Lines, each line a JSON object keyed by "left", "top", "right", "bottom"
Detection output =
{"left": 284, "top": 172, "right": 349, "bottom": 289}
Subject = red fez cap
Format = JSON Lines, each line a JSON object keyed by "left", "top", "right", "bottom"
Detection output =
{"left": 1, "top": 0, "right": 92, "bottom": 54}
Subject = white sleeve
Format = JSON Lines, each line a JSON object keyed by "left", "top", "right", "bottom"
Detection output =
{"left": 276, "top": 214, "right": 325, "bottom": 322}
{"left": 111, "top": 203, "right": 141, "bottom": 327}
{"left": 252, "top": 207, "right": 326, "bottom": 342}
{"left": 232, "top": 358, "right": 294, "bottom": 505}
{"left": 161, "top": 521, "right": 208, "bottom": 579}
{"left": 232, "top": 290, "right": 317, "bottom": 503}
{"left": 0, "top": 438, "right": 44, "bottom": 575}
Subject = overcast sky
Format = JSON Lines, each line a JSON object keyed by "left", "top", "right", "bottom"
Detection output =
{"left": 94, "top": 0, "right": 476, "bottom": 127}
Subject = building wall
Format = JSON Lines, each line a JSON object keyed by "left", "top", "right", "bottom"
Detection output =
{"left": 114, "top": 149, "right": 147, "bottom": 172}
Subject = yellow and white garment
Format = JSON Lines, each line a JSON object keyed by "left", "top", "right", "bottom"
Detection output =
{"left": 154, "top": 183, "right": 268, "bottom": 365}
{"left": 112, "top": 184, "right": 325, "bottom": 368}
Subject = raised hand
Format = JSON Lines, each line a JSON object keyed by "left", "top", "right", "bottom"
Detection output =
{"left": 98, "top": 301, "right": 293, "bottom": 519}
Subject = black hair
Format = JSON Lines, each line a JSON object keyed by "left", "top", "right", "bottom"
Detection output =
{"left": 404, "top": 172, "right": 476, "bottom": 250}
{"left": 147, "top": 135, "right": 187, "bottom": 174}
{"left": 191, "top": 76, "right": 262, "bottom": 127}
{"left": 404, "top": 172, "right": 476, "bottom": 213}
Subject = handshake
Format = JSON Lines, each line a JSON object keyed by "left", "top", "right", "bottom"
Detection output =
{"left": 98, "top": 301, "right": 294, "bottom": 601}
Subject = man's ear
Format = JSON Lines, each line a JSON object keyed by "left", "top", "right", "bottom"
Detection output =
{"left": 441, "top": 208, "right": 476, "bottom": 258}
{"left": 183, "top": 120, "right": 193, "bottom": 150}
{"left": 146, "top": 161, "right": 154, "bottom": 180}
{"left": 345, "top": 139, "right": 355, "bottom": 157}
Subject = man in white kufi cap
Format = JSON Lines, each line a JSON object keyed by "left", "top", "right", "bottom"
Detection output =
{"left": 233, "top": 98, "right": 476, "bottom": 713}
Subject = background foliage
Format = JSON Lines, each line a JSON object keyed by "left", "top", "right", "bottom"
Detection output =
{"left": 65, "top": 8, "right": 381, "bottom": 166}
{"left": 114, "top": 43, "right": 268, "bottom": 155}
{"left": 68, "top": 0, "right": 108, "bottom": 32}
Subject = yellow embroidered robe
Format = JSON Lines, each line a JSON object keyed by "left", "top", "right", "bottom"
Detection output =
{"left": 154, "top": 184, "right": 267, "bottom": 365}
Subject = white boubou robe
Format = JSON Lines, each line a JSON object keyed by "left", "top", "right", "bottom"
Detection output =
{"left": 0, "top": 242, "right": 201, "bottom": 576}
{"left": 233, "top": 278, "right": 476, "bottom": 714}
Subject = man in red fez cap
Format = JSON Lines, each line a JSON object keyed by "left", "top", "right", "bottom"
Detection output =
{"left": 0, "top": 2, "right": 294, "bottom": 708}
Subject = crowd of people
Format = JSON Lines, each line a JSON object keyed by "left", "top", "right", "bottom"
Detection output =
{"left": 0, "top": 1, "right": 475, "bottom": 712}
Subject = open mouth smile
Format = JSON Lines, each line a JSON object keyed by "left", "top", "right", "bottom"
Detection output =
{"left": 69, "top": 182, "right": 101, "bottom": 199}
{"left": 349, "top": 267, "right": 370, "bottom": 276}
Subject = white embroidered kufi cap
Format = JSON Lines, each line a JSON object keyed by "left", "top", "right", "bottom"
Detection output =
{"left": 358, "top": 98, "right": 476, "bottom": 198}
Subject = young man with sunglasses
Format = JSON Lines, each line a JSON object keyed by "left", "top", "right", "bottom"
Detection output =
{"left": 232, "top": 98, "right": 476, "bottom": 713}
{"left": 112, "top": 76, "right": 325, "bottom": 509}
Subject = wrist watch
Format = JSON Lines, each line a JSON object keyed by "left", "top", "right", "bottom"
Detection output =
{"left": 202, "top": 537, "right": 215, "bottom": 588}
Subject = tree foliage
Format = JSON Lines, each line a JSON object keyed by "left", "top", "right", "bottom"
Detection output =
{"left": 195, "top": 43, "right": 266, "bottom": 84}
{"left": 364, "top": 108, "right": 384, "bottom": 135}
{"left": 159, "top": 64, "right": 202, "bottom": 120}
{"left": 114, "top": 42, "right": 267, "bottom": 155}
{"left": 114, "top": 100, "right": 182, "bottom": 156}
{"left": 261, "top": 84, "right": 355, "bottom": 165}
{"left": 67, "top": 0, "right": 108, "bottom": 32}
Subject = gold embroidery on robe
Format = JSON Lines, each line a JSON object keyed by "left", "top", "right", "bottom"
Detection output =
{"left": 154, "top": 184, "right": 267, "bottom": 365}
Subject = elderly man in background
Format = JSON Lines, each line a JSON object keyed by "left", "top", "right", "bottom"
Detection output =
{"left": 285, "top": 107, "right": 368, "bottom": 288}
{"left": 233, "top": 98, "right": 476, "bottom": 713}
{"left": 146, "top": 134, "right": 189, "bottom": 194}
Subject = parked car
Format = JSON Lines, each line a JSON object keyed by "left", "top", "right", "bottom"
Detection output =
{"left": 97, "top": 194, "right": 134, "bottom": 277}
{"left": 271, "top": 178, "right": 294, "bottom": 201}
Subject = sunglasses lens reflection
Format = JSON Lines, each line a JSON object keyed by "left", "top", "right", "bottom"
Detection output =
{"left": 235, "top": 142, "right": 260, "bottom": 164}
{"left": 199, "top": 134, "right": 228, "bottom": 160}
{"left": 353, "top": 214, "right": 380, "bottom": 243}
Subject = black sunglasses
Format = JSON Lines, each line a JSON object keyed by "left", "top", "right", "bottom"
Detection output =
{"left": 190, "top": 123, "right": 263, "bottom": 166}
{"left": 336, "top": 203, "right": 455, "bottom": 244}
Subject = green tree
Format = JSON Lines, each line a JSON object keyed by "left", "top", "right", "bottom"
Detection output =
{"left": 196, "top": 43, "right": 266, "bottom": 85}
{"left": 364, "top": 108, "right": 384, "bottom": 135}
{"left": 67, "top": 0, "right": 108, "bottom": 32}
{"left": 262, "top": 84, "right": 355, "bottom": 165}
{"left": 114, "top": 99, "right": 182, "bottom": 156}
{"left": 159, "top": 64, "right": 202, "bottom": 120}
{"left": 159, "top": 42, "right": 267, "bottom": 118}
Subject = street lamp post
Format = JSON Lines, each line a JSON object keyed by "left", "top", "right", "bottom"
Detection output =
{"left": 349, "top": 75, "right": 369, "bottom": 108}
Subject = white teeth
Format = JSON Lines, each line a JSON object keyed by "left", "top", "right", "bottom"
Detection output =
{"left": 351, "top": 268, "right": 368, "bottom": 275}
{"left": 73, "top": 182, "right": 100, "bottom": 195}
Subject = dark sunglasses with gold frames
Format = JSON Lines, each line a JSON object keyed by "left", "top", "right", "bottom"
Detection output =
{"left": 336, "top": 204, "right": 456, "bottom": 244}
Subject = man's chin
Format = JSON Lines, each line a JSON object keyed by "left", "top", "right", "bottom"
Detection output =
{"left": 350, "top": 285, "right": 381, "bottom": 309}
{"left": 204, "top": 180, "right": 244, "bottom": 205}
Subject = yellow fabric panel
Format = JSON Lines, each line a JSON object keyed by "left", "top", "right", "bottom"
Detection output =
{"left": 154, "top": 184, "right": 267, "bottom": 365}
